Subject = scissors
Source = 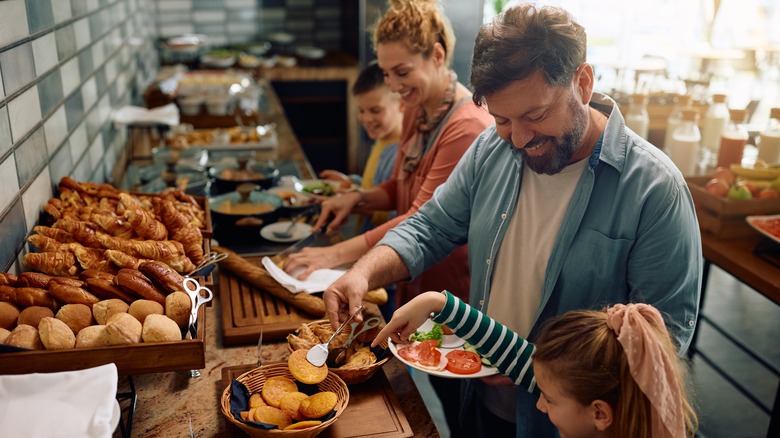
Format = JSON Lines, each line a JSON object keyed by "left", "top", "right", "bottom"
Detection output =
{"left": 186, "top": 251, "right": 228, "bottom": 277}
{"left": 343, "top": 316, "right": 383, "bottom": 348}
{"left": 183, "top": 277, "right": 213, "bottom": 339}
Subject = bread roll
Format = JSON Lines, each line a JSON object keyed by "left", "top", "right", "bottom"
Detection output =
{"left": 0, "top": 273, "right": 18, "bottom": 286}
{"left": 0, "top": 327, "right": 10, "bottom": 344}
{"left": 48, "top": 283, "right": 100, "bottom": 307}
{"left": 75, "top": 325, "right": 109, "bottom": 348}
{"left": 165, "top": 291, "right": 191, "bottom": 329}
{"left": 48, "top": 277, "right": 85, "bottom": 289}
{"left": 129, "top": 300, "right": 164, "bottom": 324}
{"left": 38, "top": 317, "right": 76, "bottom": 350}
{"left": 142, "top": 314, "right": 182, "bottom": 342}
{"left": 0, "top": 301, "right": 20, "bottom": 330}
{"left": 79, "top": 270, "right": 115, "bottom": 282}
{"left": 56, "top": 304, "right": 94, "bottom": 334}
{"left": 104, "top": 312, "right": 142, "bottom": 344}
{"left": 115, "top": 269, "right": 166, "bottom": 305}
{"left": 93, "top": 299, "right": 130, "bottom": 325}
{"left": 17, "top": 306, "right": 55, "bottom": 328}
{"left": 138, "top": 261, "right": 185, "bottom": 295}
{"left": 10, "top": 287, "right": 57, "bottom": 310}
{"left": 5, "top": 324, "right": 44, "bottom": 350}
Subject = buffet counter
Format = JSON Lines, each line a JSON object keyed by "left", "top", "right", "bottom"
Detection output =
{"left": 111, "top": 76, "right": 440, "bottom": 437}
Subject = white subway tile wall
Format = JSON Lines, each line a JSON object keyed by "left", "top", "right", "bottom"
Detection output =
{"left": 0, "top": 0, "right": 158, "bottom": 272}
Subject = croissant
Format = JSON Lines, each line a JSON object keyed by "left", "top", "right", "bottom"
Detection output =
{"left": 99, "top": 235, "right": 194, "bottom": 273}
{"left": 104, "top": 249, "right": 148, "bottom": 270}
{"left": 69, "top": 243, "right": 114, "bottom": 272}
{"left": 124, "top": 208, "right": 168, "bottom": 240}
{"left": 23, "top": 251, "right": 79, "bottom": 277}
{"left": 59, "top": 188, "right": 86, "bottom": 210}
{"left": 52, "top": 219, "right": 101, "bottom": 248}
{"left": 34, "top": 225, "right": 77, "bottom": 243}
{"left": 43, "top": 199, "right": 62, "bottom": 221}
{"left": 91, "top": 213, "right": 134, "bottom": 238}
{"left": 59, "top": 176, "right": 87, "bottom": 193}
{"left": 157, "top": 199, "right": 204, "bottom": 264}
{"left": 27, "top": 234, "right": 70, "bottom": 252}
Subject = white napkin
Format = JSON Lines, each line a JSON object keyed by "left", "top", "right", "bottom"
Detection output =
{"left": 261, "top": 256, "right": 346, "bottom": 294}
{"left": 112, "top": 103, "right": 180, "bottom": 126}
{"left": 0, "top": 363, "right": 119, "bottom": 438}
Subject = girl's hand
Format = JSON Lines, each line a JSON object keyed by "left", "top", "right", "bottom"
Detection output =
{"left": 371, "top": 291, "right": 446, "bottom": 347}
{"left": 283, "top": 246, "right": 340, "bottom": 280}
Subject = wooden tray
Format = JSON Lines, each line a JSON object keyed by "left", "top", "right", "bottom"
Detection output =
{"left": 0, "top": 306, "right": 206, "bottom": 376}
{"left": 686, "top": 176, "right": 780, "bottom": 217}
{"left": 218, "top": 255, "right": 318, "bottom": 345}
{"left": 221, "top": 363, "right": 413, "bottom": 438}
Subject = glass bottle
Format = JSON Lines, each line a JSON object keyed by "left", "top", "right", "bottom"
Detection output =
{"left": 664, "top": 94, "right": 693, "bottom": 151}
{"left": 667, "top": 108, "right": 701, "bottom": 176}
{"left": 624, "top": 93, "right": 650, "bottom": 140}
{"left": 700, "top": 93, "right": 730, "bottom": 167}
{"left": 757, "top": 107, "right": 780, "bottom": 164}
{"left": 716, "top": 108, "right": 748, "bottom": 168}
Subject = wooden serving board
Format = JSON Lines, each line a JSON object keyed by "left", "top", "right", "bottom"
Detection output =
{"left": 221, "top": 364, "right": 413, "bottom": 438}
{"left": 219, "top": 255, "right": 318, "bottom": 345}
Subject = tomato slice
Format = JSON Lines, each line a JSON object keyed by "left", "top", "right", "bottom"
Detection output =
{"left": 416, "top": 340, "right": 442, "bottom": 367}
{"left": 445, "top": 350, "right": 482, "bottom": 375}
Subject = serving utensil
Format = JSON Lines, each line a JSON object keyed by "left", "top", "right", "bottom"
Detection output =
{"left": 272, "top": 214, "right": 304, "bottom": 239}
{"left": 325, "top": 316, "right": 382, "bottom": 367}
{"left": 306, "top": 305, "right": 363, "bottom": 366}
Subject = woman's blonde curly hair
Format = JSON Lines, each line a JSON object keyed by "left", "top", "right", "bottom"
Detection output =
{"left": 372, "top": 0, "right": 455, "bottom": 66}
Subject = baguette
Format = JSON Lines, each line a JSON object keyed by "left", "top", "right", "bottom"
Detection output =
{"left": 48, "top": 283, "right": 100, "bottom": 307}
{"left": 213, "top": 246, "right": 326, "bottom": 317}
{"left": 115, "top": 269, "right": 166, "bottom": 305}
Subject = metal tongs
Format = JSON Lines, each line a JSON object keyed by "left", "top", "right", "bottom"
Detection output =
{"left": 186, "top": 251, "right": 228, "bottom": 277}
{"left": 306, "top": 305, "right": 363, "bottom": 366}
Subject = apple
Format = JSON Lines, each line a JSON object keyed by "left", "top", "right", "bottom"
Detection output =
{"left": 758, "top": 188, "right": 780, "bottom": 199}
{"left": 737, "top": 180, "right": 762, "bottom": 197}
{"left": 704, "top": 178, "right": 729, "bottom": 197}
{"left": 711, "top": 167, "right": 735, "bottom": 186}
{"left": 727, "top": 184, "right": 753, "bottom": 200}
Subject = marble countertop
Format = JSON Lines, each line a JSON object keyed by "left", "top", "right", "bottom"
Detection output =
{"left": 112, "top": 287, "right": 440, "bottom": 437}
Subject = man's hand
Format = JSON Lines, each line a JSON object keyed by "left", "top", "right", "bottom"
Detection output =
{"left": 323, "top": 270, "right": 370, "bottom": 330}
{"left": 283, "top": 246, "right": 339, "bottom": 280}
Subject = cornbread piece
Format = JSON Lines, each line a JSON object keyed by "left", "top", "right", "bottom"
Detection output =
{"left": 288, "top": 349, "right": 328, "bottom": 385}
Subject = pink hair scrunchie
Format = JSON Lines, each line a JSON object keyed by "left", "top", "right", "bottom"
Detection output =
{"left": 606, "top": 303, "right": 684, "bottom": 438}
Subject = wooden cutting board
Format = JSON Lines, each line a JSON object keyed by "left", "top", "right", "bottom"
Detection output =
{"left": 221, "top": 364, "right": 413, "bottom": 438}
{"left": 218, "top": 255, "right": 319, "bottom": 345}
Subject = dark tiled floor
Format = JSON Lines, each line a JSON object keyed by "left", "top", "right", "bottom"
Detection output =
{"left": 412, "top": 265, "right": 780, "bottom": 438}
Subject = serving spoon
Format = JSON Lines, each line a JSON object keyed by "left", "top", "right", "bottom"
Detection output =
{"left": 306, "top": 305, "right": 363, "bottom": 366}
{"left": 272, "top": 214, "right": 304, "bottom": 238}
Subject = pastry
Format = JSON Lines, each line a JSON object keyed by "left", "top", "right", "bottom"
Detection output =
{"left": 252, "top": 406, "right": 291, "bottom": 429}
{"left": 84, "top": 277, "right": 135, "bottom": 303}
{"left": 48, "top": 283, "right": 100, "bottom": 306}
{"left": 261, "top": 376, "right": 298, "bottom": 408}
{"left": 104, "top": 312, "right": 142, "bottom": 344}
{"left": 129, "top": 299, "right": 164, "bottom": 324}
{"left": 288, "top": 349, "right": 328, "bottom": 385}
{"left": 141, "top": 314, "right": 181, "bottom": 342}
{"left": 114, "top": 269, "right": 166, "bottom": 305}
{"left": 298, "top": 391, "right": 337, "bottom": 419}
{"left": 92, "top": 299, "right": 130, "bottom": 325}
{"left": 17, "top": 306, "right": 55, "bottom": 328}
{"left": 138, "top": 261, "right": 185, "bottom": 295}
{"left": 5, "top": 324, "right": 44, "bottom": 350}
{"left": 164, "top": 291, "right": 191, "bottom": 329}
{"left": 75, "top": 325, "right": 109, "bottom": 348}
{"left": 17, "top": 272, "right": 54, "bottom": 289}
{"left": 55, "top": 303, "right": 94, "bottom": 334}
{"left": 278, "top": 391, "right": 308, "bottom": 421}
{"left": 0, "top": 301, "right": 20, "bottom": 330}
{"left": 38, "top": 317, "right": 76, "bottom": 350}
{"left": 283, "top": 420, "right": 322, "bottom": 430}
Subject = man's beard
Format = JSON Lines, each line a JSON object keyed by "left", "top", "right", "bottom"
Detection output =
{"left": 521, "top": 97, "right": 588, "bottom": 175}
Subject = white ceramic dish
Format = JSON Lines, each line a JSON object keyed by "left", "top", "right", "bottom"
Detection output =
{"left": 260, "top": 222, "right": 313, "bottom": 243}
{"left": 388, "top": 338, "right": 498, "bottom": 379}
{"left": 746, "top": 214, "right": 780, "bottom": 244}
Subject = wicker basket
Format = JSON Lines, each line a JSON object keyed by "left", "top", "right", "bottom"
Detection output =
{"left": 287, "top": 319, "right": 390, "bottom": 385}
{"left": 220, "top": 362, "right": 350, "bottom": 438}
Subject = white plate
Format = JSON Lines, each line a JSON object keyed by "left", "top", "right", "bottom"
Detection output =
{"left": 260, "top": 222, "right": 312, "bottom": 243}
{"left": 388, "top": 329, "right": 497, "bottom": 379}
{"left": 746, "top": 214, "right": 780, "bottom": 244}
{"left": 416, "top": 319, "right": 465, "bottom": 348}
{"left": 296, "top": 179, "right": 339, "bottom": 196}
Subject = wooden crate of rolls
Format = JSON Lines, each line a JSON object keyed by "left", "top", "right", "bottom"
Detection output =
{"left": 0, "top": 176, "right": 213, "bottom": 374}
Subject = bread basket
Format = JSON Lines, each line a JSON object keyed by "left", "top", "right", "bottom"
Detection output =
{"left": 220, "top": 362, "right": 349, "bottom": 438}
{"left": 287, "top": 319, "right": 390, "bottom": 385}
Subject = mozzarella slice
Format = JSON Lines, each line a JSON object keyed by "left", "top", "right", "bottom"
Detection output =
{"left": 414, "top": 353, "right": 448, "bottom": 372}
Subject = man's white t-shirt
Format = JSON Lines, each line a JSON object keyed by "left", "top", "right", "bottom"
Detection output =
{"left": 480, "top": 157, "right": 589, "bottom": 422}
